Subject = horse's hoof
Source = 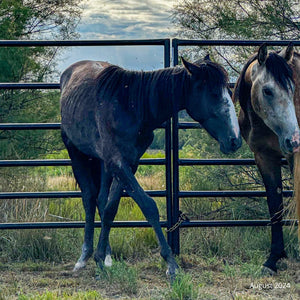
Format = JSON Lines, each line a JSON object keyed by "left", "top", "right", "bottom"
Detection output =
{"left": 73, "top": 261, "right": 86, "bottom": 272}
{"left": 95, "top": 273, "right": 101, "bottom": 281}
{"left": 166, "top": 264, "right": 179, "bottom": 283}
{"left": 104, "top": 255, "right": 112, "bottom": 267}
{"left": 261, "top": 266, "right": 276, "bottom": 276}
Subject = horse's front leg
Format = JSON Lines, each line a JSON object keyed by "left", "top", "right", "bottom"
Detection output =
{"left": 99, "top": 159, "right": 178, "bottom": 278}
{"left": 255, "top": 152, "right": 287, "bottom": 274}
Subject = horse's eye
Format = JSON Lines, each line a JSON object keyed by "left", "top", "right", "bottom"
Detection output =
{"left": 263, "top": 87, "right": 273, "bottom": 97}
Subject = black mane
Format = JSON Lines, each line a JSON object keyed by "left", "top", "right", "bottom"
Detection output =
{"left": 234, "top": 51, "right": 294, "bottom": 108}
{"left": 96, "top": 62, "right": 229, "bottom": 122}
{"left": 194, "top": 59, "right": 229, "bottom": 90}
{"left": 96, "top": 65, "right": 188, "bottom": 121}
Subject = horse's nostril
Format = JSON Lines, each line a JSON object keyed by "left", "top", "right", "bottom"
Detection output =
{"left": 286, "top": 138, "right": 292, "bottom": 149}
{"left": 231, "top": 137, "right": 240, "bottom": 149}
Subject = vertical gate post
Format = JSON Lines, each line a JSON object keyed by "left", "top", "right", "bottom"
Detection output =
{"left": 171, "top": 39, "right": 180, "bottom": 255}
{"left": 163, "top": 39, "right": 174, "bottom": 248}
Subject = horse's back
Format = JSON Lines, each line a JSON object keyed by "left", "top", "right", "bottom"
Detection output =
{"left": 60, "top": 60, "right": 111, "bottom": 92}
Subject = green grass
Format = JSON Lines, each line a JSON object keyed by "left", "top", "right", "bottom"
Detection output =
{"left": 164, "top": 269, "right": 198, "bottom": 300}
{"left": 16, "top": 290, "right": 104, "bottom": 300}
{"left": 95, "top": 258, "right": 138, "bottom": 295}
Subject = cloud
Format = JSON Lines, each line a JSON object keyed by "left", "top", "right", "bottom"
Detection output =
{"left": 79, "top": 0, "right": 176, "bottom": 39}
{"left": 57, "top": 0, "right": 177, "bottom": 74}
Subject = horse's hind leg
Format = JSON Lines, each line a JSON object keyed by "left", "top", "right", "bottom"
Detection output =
{"left": 94, "top": 178, "right": 123, "bottom": 269}
{"left": 255, "top": 153, "right": 286, "bottom": 274}
{"left": 62, "top": 132, "right": 99, "bottom": 272}
{"left": 95, "top": 161, "right": 113, "bottom": 266}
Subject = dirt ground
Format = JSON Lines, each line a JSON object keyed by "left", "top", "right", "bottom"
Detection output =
{"left": 0, "top": 255, "right": 299, "bottom": 299}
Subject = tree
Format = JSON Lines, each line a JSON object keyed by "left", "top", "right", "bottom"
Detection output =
{"left": 0, "top": 0, "right": 82, "bottom": 159}
{"left": 172, "top": 0, "right": 300, "bottom": 75}
{"left": 171, "top": 1, "right": 297, "bottom": 223}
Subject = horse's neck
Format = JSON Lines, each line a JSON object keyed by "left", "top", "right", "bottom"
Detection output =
{"left": 142, "top": 68, "right": 188, "bottom": 128}
{"left": 292, "top": 54, "right": 300, "bottom": 126}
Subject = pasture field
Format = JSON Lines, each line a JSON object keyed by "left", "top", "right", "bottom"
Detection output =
{"left": 0, "top": 252, "right": 299, "bottom": 299}
{"left": 0, "top": 140, "right": 299, "bottom": 299}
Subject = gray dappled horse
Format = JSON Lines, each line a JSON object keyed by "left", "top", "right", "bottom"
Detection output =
{"left": 234, "top": 43, "right": 300, "bottom": 274}
{"left": 60, "top": 56, "right": 242, "bottom": 278}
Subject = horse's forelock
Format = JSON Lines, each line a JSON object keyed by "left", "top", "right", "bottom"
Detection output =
{"left": 265, "top": 52, "right": 294, "bottom": 92}
{"left": 193, "top": 60, "right": 229, "bottom": 90}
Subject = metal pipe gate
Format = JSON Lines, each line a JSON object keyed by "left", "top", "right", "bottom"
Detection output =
{"left": 0, "top": 39, "right": 299, "bottom": 255}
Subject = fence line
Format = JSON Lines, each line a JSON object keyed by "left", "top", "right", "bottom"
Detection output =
{"left": 0, "top": 38, "right": 297, "bottom": 254}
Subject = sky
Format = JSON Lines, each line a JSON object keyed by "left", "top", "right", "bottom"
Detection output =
{"left": 57, "top": 0, "right": 177, "bottom": 73}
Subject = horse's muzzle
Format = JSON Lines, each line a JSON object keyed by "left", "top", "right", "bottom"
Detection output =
{"left": 220, "top": 136, "right": 242, "bottom": 154}
{"left": 282, "top": 131, "right": 300, "bottom": 154}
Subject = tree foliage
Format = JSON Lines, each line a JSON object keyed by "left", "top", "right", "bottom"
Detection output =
{"left": 173, "top": 0, "right": 300, "bottom": 40}
{"left": 171, "top": 0, "right": 296, "bottom": 221}
{"left": 0, "top": 0, "right": 82, "bottom": 159}
{"left": 172, "top": 0, "right": 300, "bottom": 75}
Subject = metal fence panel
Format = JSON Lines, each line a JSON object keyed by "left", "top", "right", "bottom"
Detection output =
{"left": 0, "top": 39, "right": 297, "bottom": 255}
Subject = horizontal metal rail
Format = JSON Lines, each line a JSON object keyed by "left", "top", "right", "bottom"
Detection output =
{"left": 179, "top": 159, "right": 257, "bottom": 166}
{"left": 0, "top": 221, "right": 167, "bottom": 229}
{"left": 0, "top": 158, "right": 166, "bottom": 167}
{"left": 0, "top": 122, "right": 206, "bottom": 130}
{"left": 0, "top": 219, "right": 296, "bottom": 230}
{"left": 0, "top": 83, "right": 235, "bottom": 90}
{"left": 180, "top": 219, "right": 297, "bottom": 227}
{"left": 0, "top": 39, "right": 169, "bottom": 47}
{"left": 0, "top": 158, "right": 290, "bottom": 167}
{"left": 0, "top": 190, "right": 166, "bottom": 199}
{"left": 0, "top": 123, "right": 167, "bottom": 130}
{"left": 2, "top": 38, "right": 299, "bottom": 48}
{"left": 0, "top": 83, "right": 60, "bottom": 89}
{"left": 172, "top": 39, "right": 300, "bottom": 47}
{"left": 179, "top": 190, "right": 293, "bottom": 198}
{"left": 0, "top": 123, "right": 61, "bottom": 130}
{"left": 179, "top": 158, "right": 288, "bottom": 166}
{"left": 0, "top": 189, "right": 293, "bottom": 200}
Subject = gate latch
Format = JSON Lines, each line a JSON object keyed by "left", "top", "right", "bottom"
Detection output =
{"left": 166, "top": 211, "right": 190, "bottom": 233}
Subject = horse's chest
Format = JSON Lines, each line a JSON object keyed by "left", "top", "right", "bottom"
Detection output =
{"left": 249, "top": 127, "right": 281, "bottom": 155}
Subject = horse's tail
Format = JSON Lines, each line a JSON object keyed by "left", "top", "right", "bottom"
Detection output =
{"left": 293, "top": 151, "right": 300, "bottom": 239}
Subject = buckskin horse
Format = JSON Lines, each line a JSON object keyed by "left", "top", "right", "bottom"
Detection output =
{"left": 234, "top": 43, "right": 300, "bottom": 274}
{"left": 60, "top": 56, "right": 242, "bottom": 278}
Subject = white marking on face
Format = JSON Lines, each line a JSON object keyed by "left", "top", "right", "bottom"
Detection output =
{"left": 223, "top": 88, "right": 240, "bottom": 138}
{"left": 263, "top": 84, "right": 298, "bottom": 139}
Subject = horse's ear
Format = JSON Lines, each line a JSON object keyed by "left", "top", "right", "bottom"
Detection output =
{"left": 258, "top": 43, "right": 268, "bottom": 65}
{"left": 279, "top": 42, "right": 294, "bottom": 63}
{"left": 204, "top": 54, "right": 211, "bottom": 61}
{"left": 181, "top": 56, "right": 199, "bottom": 75}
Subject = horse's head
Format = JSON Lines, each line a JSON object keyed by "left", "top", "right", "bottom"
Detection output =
{"left": 182, "top": 56, "right": 242, "bottom": 154}
{"left": 246, "top": 43, "right": 299, "bottom": 155}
